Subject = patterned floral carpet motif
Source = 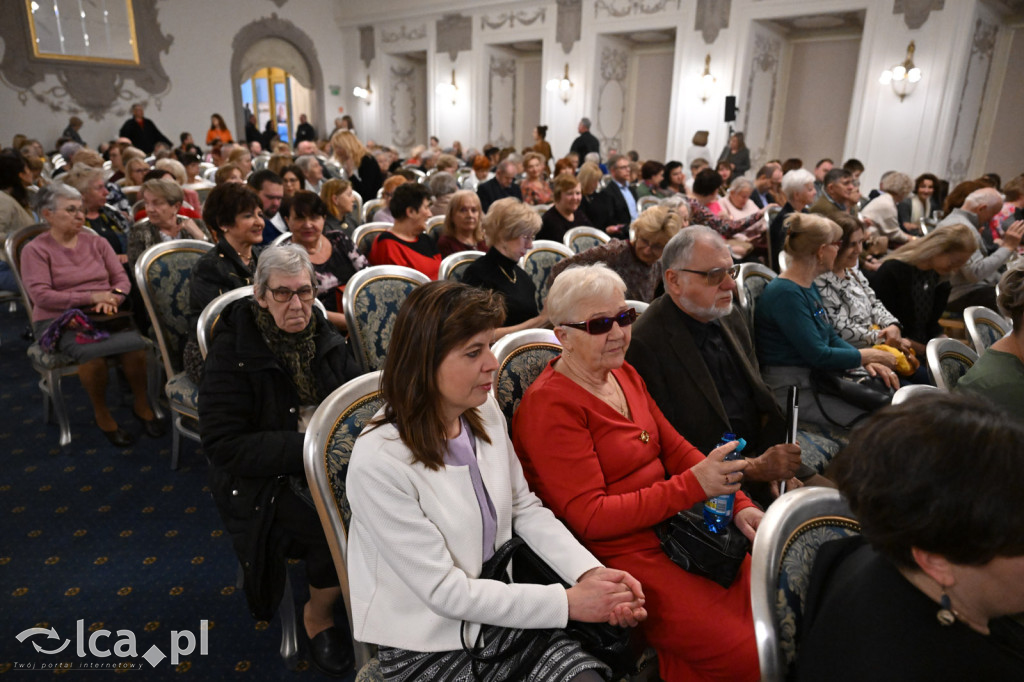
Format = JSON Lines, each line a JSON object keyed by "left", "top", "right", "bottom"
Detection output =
{"left": 0, "top": 307, "right": 354, "bottom": 680}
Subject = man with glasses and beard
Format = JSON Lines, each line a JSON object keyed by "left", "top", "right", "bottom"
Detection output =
{"left": 626, "top": 226, "right": 829, "bottom": 504}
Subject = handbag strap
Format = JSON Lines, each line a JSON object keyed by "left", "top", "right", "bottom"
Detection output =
{"left": 808, "top": 374, "right": 870, "bottom": 429}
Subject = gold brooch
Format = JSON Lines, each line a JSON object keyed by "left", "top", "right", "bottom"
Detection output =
{"left": 639, "top": 430, "right": 650, "bottom": 444}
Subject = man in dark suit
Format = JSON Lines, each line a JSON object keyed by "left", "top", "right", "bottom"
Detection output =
{"left": 569, "top": 117, "right": 600, "bottom": 167}
{"left": 476, "top": 159, "right": 522, "bottom": 213}
{"left": 118, "top": 102, "right": 172, "bottom": 154}
{"left": 751, "top": 164, "right": 780, "bottom": 209}
{"left": 596, "top": 153, "right": 637, "bottom": 237}
{"left": 626, "top": 226, "right": 829, "bottom": 502}
{"left": 294, "top": 114, "right": 316, "bottom": 144}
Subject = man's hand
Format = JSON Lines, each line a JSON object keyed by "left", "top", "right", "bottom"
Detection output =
{"left": 745, "top": 444, "right": 802, "bottom": 482}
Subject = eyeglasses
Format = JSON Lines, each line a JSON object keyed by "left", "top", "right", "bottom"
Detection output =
{"left": 675, "top": 264, "right": 740, "bottom": 286}
{"left": 562, "top": 308, "right": 637, "bottom": 335}
{"left": 267, "top": 286, "right": 316, "bottom": 303}
{"left": 634, "top": 235, "right": 665, "bottom": 254}
{"left": 60, "top": 206, "right": 85, "bottom": 215}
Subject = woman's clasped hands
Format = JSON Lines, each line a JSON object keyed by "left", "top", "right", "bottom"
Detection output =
{"left": 567, "top": 567, "right": 647, "bottom": 627}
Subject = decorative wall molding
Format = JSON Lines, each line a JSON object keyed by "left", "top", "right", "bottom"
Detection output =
{"left": 0, "top": 0, "right": 172, "bottom": 120}
{"left": 595, "top": 46, "right": 628, "bottom": 152}
{"left": 437, "top": 14, "right": 472, "bottom": 61}
{"left": 360, "top": 26, "right": 376, "bottom": 68}
{"left": 695, "top": 0, "right": 730, "bottom": 44}
{"left": 946, "top": 17, "right": 998, "bottom": 183}
{"left": 742, "top": 31, "right": 782, "bottom": 170}
{"left": 389, "top": 64, "right": 418, "bottom": 148}
{"left": 480, "top": 8, "right": 547, "bottom": 31}
{"left": 230, "top": 14, "right": 323, "bottom": 142}
{"left": 594, "top": 0, "right": 681, "bottom": 19}
{"left": 269, "top": 0, "right": 289, "bottom": 7}
{"left": 487, "top": 56, "right": 517, "bottom": 148}
{"left": 893, "top": 0, "right": 945, "bottom": 30}
{"left": 555, "top": 0, "right": 582, "bottom": 54}
{"left": 381, "top": 24, "right": 427, "bottom": 44}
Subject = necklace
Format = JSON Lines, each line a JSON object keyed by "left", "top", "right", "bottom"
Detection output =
{"left": 561, "top": 360, "right": 631, "bottom": 419}
{"left": 498, "top": 264, "right": 517, "bottom": 284}
{"left": 310, "top": 235, "right": 323, "bottom": 255}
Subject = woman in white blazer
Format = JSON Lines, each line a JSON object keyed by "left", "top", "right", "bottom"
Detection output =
{"left": 347, "top": 281, "right": 647, "bottom": 682}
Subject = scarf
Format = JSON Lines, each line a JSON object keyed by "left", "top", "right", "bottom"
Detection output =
{"left": 251, "top": 301, "right": 320, "bottom": 405}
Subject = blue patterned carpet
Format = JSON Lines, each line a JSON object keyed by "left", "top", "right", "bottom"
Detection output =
{"left": 0, "top": 305, "right": 354, "bottom": 680}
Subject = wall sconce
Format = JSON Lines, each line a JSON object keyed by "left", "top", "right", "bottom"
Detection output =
{"left": 352, "top": 75, "right": 373, "bottom": 104}
{"left": 435, "top": 69, "right": 458, "bottom": 106}
{"left": 879, "top": 41, "right": 922, "bottom": 102}
{"left": 700, "top": 54, "right": 716, "bottom": 103}
{"left": 546, "top": 63, "right": 574, "bottom": 104}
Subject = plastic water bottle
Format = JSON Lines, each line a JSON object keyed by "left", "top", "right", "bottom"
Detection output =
{"left": 703, "top": 433, "right": 747, "bottom": 533}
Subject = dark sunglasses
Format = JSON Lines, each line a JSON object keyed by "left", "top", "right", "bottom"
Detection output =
{"left": 562, "top": 308, "right": 637, "bottom": 335}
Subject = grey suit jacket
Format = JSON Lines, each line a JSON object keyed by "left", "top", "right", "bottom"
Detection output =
{"left": 626, "top": 295, "right": 783, "bottom": 455}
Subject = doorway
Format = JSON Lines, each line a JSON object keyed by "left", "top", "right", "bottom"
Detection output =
{"left": 240, "top": 67, "right": 312, "bottom": 146}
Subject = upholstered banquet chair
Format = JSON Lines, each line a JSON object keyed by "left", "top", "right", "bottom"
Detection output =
{"left": 304, "top": 371, "right": 385, "bottom": 680}
{"left": 437, "top": 250, "right": 485, "bottom": 283}
{"left": 964, "top": 305, "right": 1011, "bottom": 353}
{"left": 135, "top": 239, "right": 213, "bottom": 468}
{"left": 343, "top": 265, "right": 430, "bottom": 372}
{"left": 750, "top": 487, "right": 860, "bottom": 681}
{"left": 351, "top": 222, "right": 391, "bottom": 257}
{"left": 735, "top": 262, "right": 777, "bottom": 329}
{"left": 490, "top": 329, "right": 562, "bottom": 427}
{"left": 519, "top": 240, "right": 573, "bottom": 311}
{"left": 563, "top": 226, "right": 611, "bottom": 254}
{"left": 926, "top": 338, "right": 979, "bottom": 391}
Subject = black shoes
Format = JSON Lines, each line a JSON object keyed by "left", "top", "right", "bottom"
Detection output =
{"left": 100, "top": 427, "right": 135, "bottom": 447}
{"left": 307, "top": 626, "right": 354, "bottom": 678}
{"left": 132, "top": 410, "right": 168, "bottom": 438}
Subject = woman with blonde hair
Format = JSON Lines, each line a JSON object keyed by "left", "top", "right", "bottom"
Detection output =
{"left": 329, "top": 129, "right": 383, "bottom": 201}
{"left": 867, "top": 223, "right": 978, "bottom": 355}
{"left": 462, "top": 198, "right": 547, "bottom": 340}
{"left": 577, "top": 162, "right": 609, "bottom": 228}
{"left": 520, "top": 151, "right": 553, "bottom": 205}
{"left": 437, "top": 190, "right": 486, "bottom": 257}
{"left": 756, "top": 213, "right": 901, "bottom": 427}
{"left": 320, "top": 178, "right": 359, "bottom": 237}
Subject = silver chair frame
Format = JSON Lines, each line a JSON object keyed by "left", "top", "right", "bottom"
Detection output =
{"left": 563, "top": 226, "right": 611, "bottom": 253}
{"left": 438, "top": 250, "right": 485, "bottom": 282}
{"left": 963, "top": 305, "right": 1011, "bottom": 353}
{"left": 926, "top": 337, "right": 979, "bottom": 391}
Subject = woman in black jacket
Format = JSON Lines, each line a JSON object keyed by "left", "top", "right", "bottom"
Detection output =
{"left": 198, "top": 245, "right": 361, "bottom": 677}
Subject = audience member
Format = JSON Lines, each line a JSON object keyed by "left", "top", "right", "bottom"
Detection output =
{"left": 294, "top": 114, "right": 316, "bottom": 143}
{"left": 0, "top": 154, "right": 35, "bottom": 290}
{"left": 537, "top": 174, "right": 590, "bottom": 243}
{"left": 426, "top": 171, "right": 459, "bottom": 217}
{"left": 796, "top": 394, "right": 1024, "bottom": 680}
{"left": 599, "top": 154, "right": 638, "bottom": 236}
{"left": 660, "top": 161, "right": 686, "bottom": 196}
{"left": 514, "top": 263, "right": 763, "bottom": 682}
{"left": 127, "top": 178, "right": 210, "bottom": 266}
{"left": 437, "top": 190, "right": 486, "bottom": 257}
{"left": 320, "top": 178, "right": 359, "bottom": 238}
{"left": 809, "top": 168, "right": 858, "bottom": 222}
{"left": 280, "top": 164, "right": 306, "bottom": 199}
{"left": 462, "top": 198, "right": 546, "bottom": 340}
{"left": 476, "top": 159, "right": 522, "bottom": 213}
{"left": 520, "top": 152, "right": 553, "bottom": 205}
{"left": 329, "top": 130, "right": 383, "bottom": 202}
{"left": 861, "top": 172, "right": 915, "bottom": 246}
{"left": 347, "top": 281, "right": 642, "bottom": 682}
{"left": 62, "top": 165, "right": 131, "bottom": 263}
{"left": 812, "top": 158, "right": 833, "bottom": 197}
{"left": 118, "top": 103, "right": 171, "bottom": 154}
{"left": 369, "top": 183, "right": 441, "bottom": 279}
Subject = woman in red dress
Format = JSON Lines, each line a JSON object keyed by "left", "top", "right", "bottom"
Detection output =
{"left": 512, "top": 263, "right": 763, "bottom": 682}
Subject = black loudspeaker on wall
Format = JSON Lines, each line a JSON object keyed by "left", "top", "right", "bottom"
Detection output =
{"left": 724, "top": 95, "right": 737, "bottom": 123}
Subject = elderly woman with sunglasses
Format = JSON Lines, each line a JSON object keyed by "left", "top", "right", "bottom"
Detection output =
{"left": 199, "top": 245, "right": 361, "bottom": 677}
{"left": 548, "top": 206, "right": 684, "bottom": 303}
{"left": 513, "top": 263, "right": 764, "bottom": 682}
{"left": 755, "top": 213, "right": 900, "bottom": 429}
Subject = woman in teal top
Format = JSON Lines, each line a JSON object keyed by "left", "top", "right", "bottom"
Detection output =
{"left": 755, "top": 213, "right": 900, "bottom": 428}
{"left": 956, "top": 267, "right": 1024, "bottom": 424}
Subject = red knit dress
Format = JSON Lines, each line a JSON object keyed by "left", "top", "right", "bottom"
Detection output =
{"left": 512, "top": 360, "right": 760, "bottom": 682}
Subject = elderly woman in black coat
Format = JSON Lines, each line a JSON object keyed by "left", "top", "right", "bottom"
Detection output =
{"left": 198, "top": 245, "right": 361, "bottom": 677}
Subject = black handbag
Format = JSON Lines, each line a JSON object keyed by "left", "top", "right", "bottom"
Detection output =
{"left": 462, "top": 536, "right": 634, "bottom": 678}
{"left": 809, "top": 368, "right": 893, "bottom": 427}
{"left": 658, "top": 502, "right": 751, "bottom": 589}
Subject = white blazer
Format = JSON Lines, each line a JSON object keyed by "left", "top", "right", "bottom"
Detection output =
{"left": 347, "top": 395, "right": 602, "bottom": 652}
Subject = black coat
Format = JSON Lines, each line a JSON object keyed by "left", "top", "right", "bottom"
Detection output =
{"left": 476, "top": 177, "right": 522, "bottom": 214}
{"left": 198, "top": 298, "right": 360, "bottom": 618}
{"left": 118, "top": 117, "right": 172, "bottom": 155}
{"left": 598, "top": 181, "right": 637, "bottom": 232}
{"left": 569, "top": 130, "right": 600, "bottom": 165}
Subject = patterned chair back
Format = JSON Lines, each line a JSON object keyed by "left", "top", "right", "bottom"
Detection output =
{"left": 926, "top": 338, "right": 978, "bottom": 391}
{"left": 519, "top": 240, "right": 573, "bottom": 311}
{"left": 736, "top": 262, "right": 777, "bottom": 329}
{"left": 750, "top": 487, "right": 860, "bottom": 681}
{"left": 343, "top": 265, "right": 430, "bottom": 372}
{"left": 352, "top": 222, "right": 392, "bottom": 256}
{"left": 270, "top": 232, "right": 292, "bottom": 247}
{"left": 361, "top": 198, "right": 384, "bottom": 224}
{"left": 303, "top": 371, "right": 384, "bottom": 672}
{"left": 563, "top": 226, "right": 610, "bottom": 254}
{"left": 438, "top": 250, "right": 485, "bottom": 282}
{"left": 426, "top": 215, "right": 446, "bottom": 244}
{"left": 636, "top": 196, "right": 660, "bottom": 213}
{"left": 134, "top": 240, "right": 214, "bottom": 378}
{"left": 964, "top": 305, "right": 1011, "bottom": 353}
{"left": 491, "top": 329, "right": 562, "bottom": 427}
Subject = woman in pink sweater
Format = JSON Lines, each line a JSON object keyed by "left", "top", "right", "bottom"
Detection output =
{"left": 20, "top": 183, "right": 163, "bottom": 447}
